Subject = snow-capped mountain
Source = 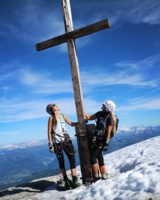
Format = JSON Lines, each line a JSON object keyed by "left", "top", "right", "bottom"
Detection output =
{"left": 0, "top": 139, "right": 46, "bottom": 151}
{"left": 107, "top": 125, "right": 160, "bottom": 153}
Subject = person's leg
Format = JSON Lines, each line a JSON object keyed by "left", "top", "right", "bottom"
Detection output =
{"left": 60, "top": 168, "right": 67, "bottom": 177}
{"left": 99, "top": 165, "right": 106, "bottom": 174}
{"left": 54, "top": 143, "right": 67, "bottom": 178}
{"left": 92, "top": 163, "right": 99, "bottom": 178}
{"left": 54, "top": 143, "right": 73, "bottom": 189}
{"left": 63, "top": 140, "right": 76, "bottom": 172}
{"left": 63, "top": 140, "right": 80, "bottom": 187}
{"left": 70, "top": 168, "right": 77, "bottom": 176}
{"left": 90, "top": 147, "right": 101, "bottom": 179}
{"left": 98, "top": 151, "right": 108, "bottom": 179}
{"left": 99, "top": 164, "right": 108, "bottom": 179}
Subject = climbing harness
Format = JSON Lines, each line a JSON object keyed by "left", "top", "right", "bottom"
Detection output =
{"left": 53, "top": 132, "right": 75, "bottom": 157}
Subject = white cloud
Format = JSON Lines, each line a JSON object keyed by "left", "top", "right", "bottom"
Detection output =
{"left": 1, "top": 50, "right": 160, "bottom": 123}
{"left": 0, "top": 131, "right": 22, "bottom": 137}
{"left": 2, "top": 0, "right": 159, "bottom": 55}
{"left": 0, "top": 96, "right": 101, "bottom": 123}
{"left": 123, "top": 0, "right": 160, "bottom": 25}
{"left": 73, "top": 53, "right": 160, "bottom": 92}
{"left": 0, "top": 0, "right": 92, "bottom": 53}
{"left": 2, "top": 52, "right": 159, "bottom": 96}
{"left": 0, "top": 63, "right": 73, "bottom": 95}
{"left": 0, "top": 98, "right": 51, "bottom": 123}
{"left": 0, "top": 90, "right": 160, "bottom": 123}
{"left": 81, "top": 70, "right": 157, "bottom": 88}
{"left": 76, "top": 0, "right": 160, "bottom": 26}
{"left": 19, "top": 68, "right": 73, "bottom": 94}
{"left": 116, "top": 53, "right": 160, "bottom": 70}
{"left": 118, "top": 97, "right": 160, "bottom": 112}
{"left": 2, "top": 0, "right": 159, "bottom": 47}
{"left": 1, "top": 1, "right": 64, "bottom": 43}
{"left": 92, "top": 0, "right": 160, "bottom": 25}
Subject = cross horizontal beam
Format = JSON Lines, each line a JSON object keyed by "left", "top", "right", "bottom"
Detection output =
{"left": 36, "top": 18, "right": 110, "bottom": 51}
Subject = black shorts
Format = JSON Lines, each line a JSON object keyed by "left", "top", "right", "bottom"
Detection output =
{"left": 90, "top": 145, "right": 104, "bottom": 167}
{"left": 54, "top": 139, "right": 76, "bottom": 169}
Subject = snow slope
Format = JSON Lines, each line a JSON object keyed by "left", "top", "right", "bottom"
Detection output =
{"left": 35, "top": 136, "right": 160, "bottom": 200}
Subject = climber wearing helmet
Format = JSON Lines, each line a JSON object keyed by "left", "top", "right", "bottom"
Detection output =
{"left": 85, "top": 100, "right": 118, "bottom": 181}
{"left": 46, "top": 103, "right": 81, "bottom": 189}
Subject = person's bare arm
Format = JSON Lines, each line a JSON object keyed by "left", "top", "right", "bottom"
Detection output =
{"left": 64, "top": 114, "right": 79, "bottom": 126}
{"left": 84, "top": 112, "right": 97, "bottom": 120}
{"left": 48, "top": 116, "right": 53, "bottom": 144}
{"left": 106, "top": 125, "right": 113, "bottom": 141}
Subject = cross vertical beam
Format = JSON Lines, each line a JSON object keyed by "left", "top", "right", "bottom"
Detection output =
{"left": 62, "top": 0, "right": 85, "bottom": 123}
{"left": 61, "top": 0, "right": 93, "bottom": 183}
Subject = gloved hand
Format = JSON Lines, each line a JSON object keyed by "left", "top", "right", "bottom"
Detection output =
{"left": 103, "top": 140, "right": 110, "bottom": 151}
{"left": 48, "top": 143, "right": 54, "bottom": 153}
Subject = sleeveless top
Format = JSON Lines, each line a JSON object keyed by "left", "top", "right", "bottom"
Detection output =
{"left": 52, "top": 113, "right": 67, "bottom": 143}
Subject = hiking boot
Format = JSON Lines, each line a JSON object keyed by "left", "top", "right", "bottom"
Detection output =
{"left": 93, "top": 176, "right": 101, "bottom": 182}
{"left": 72, "top": 176, "right": 81, "bottom": 188}
{"left": 57, "top": 179, "right": 65, "bottom": 187}
{"left": 101, "top": 173, "right": 109, "bottom": 180}
{"left": 93, "top": 172, "right": 101, "bottom": 182}
{"left": 64, "top": 177, "right": 72, "bottom": 190}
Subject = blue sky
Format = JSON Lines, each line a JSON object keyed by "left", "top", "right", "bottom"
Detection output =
{"left": 0, "top": 0, "right": 160, "bottom": 146}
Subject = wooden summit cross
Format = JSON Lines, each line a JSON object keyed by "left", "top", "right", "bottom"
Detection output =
{"left": 35, "top": 0, "right": 110, "bottom": 184}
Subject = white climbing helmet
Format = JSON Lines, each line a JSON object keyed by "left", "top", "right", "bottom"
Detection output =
{"left": 104, "top": 100, "right": 116, "bottom": 112}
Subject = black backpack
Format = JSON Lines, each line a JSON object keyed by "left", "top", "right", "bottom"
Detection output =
{"left": 93, "top": 113, "right": 119, "bottom": 145}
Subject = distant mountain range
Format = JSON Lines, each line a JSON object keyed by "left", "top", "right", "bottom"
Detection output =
{"left": 107, "top": 125, "right": 160, "bottom": 153}
{"left": 0, "top": 125, "right": 160, "bottom": 191}
{"left": 0, "top": 142, "right": 59, "bottom": 191}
